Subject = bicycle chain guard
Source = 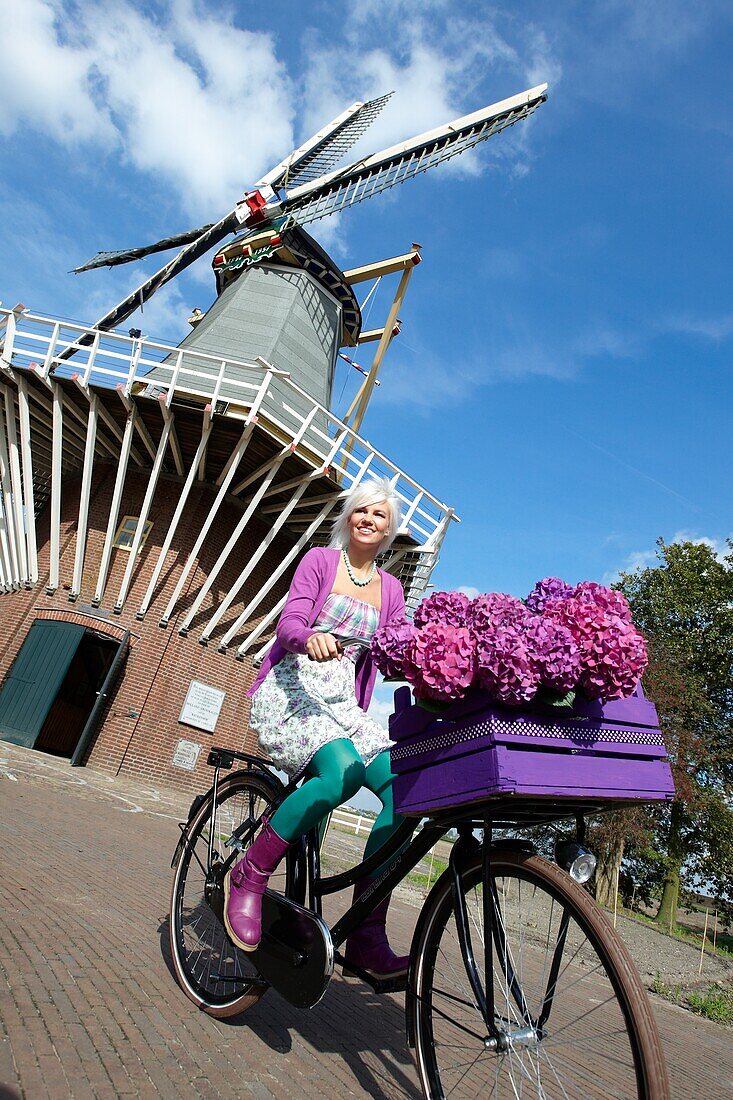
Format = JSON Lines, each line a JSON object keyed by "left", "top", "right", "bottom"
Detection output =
{"left": 250, "top": 891, "right": 334, "bottom": 1009}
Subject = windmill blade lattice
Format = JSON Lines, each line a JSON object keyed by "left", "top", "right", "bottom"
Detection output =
{"left": 283, "top": 84, "right": 547, "bottom": 228}
{"left": 273, "top": 93, "right": 394, "bottom": 190}
{"left": 73, "top": 224, "right": 216, "bottom": 273}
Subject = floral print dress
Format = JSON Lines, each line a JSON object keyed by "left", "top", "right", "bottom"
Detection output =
{"left": 249, "top": 592, "right": 391, "bottom": 777}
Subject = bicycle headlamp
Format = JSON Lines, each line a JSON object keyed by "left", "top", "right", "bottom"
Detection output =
{"left": 555, "top": 841, "right": 597, "bottom": 884}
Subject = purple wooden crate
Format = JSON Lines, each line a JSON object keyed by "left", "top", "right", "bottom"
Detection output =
{"left": 388, "top": 684, "right": 675, "bottom": 819}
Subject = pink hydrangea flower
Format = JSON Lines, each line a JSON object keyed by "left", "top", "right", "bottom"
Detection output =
{"left": 525, "top": 576, "right": 574, "bottom": 613}
{"left": 580, "top": 618, "right": 648, "bottom": 701}
{"left": 467, "top": 592, "right": 533, "bottom": 635}
{"left": 413, "top": 590, "right": 471, "bottom": 629}
{"left": 525, "top": 616, "right": 582, "bottom": 693}
{"left": 403, "top": 622, "right": 476, "bottom": 701}
{"left": 573, "top": 580, "right": 633, "bottom": 622}
{"left": 544, "top": 595, "right": 647, "bottom": 700}
{"left": 370, "top": 621, "right": 417, "bottom": 679}
{"left": 474, "top": 625, "right": 540, "bottom": 706}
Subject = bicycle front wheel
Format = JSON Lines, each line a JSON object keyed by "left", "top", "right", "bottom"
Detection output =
{"left": 410, "top": 849, "right": 668, "bottom": 1099}
{"left": 169, "top": 771, "right": 284, "bottom": 1017}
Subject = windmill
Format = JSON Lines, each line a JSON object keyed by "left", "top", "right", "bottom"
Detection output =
{"left": 73, "top": 84, "right": 547, "bottom": 426}
{"left": 0, "top": 82, "right": 549, "bottom": 782}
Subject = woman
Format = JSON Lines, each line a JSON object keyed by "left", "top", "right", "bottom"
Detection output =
{"left": 224, "top": 477, "right": 411, "bottom": 979}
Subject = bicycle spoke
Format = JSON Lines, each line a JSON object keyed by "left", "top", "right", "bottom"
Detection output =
{"left": 411, "top": 852, "right": 660, "bottom": 1099}
{"left": 170, "top": 774, "right": 278, "bottom": 1013}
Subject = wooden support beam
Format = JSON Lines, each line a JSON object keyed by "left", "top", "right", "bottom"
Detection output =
{"left": 69, "top": 377, "right": 119, "bottom": 459}
{"left": 47, "top": 383, "right": 64, "bottom": 593}
{"left": 117, "top": 385, "right": 158, "bottom": 462}
{"left": 114, "top": 401, "right": 173, "bottom": 612}
{"left": 205, "top": 429, "right": 351, "bottom": 646}
{"left": 92, "top": 407, "right": 137, "bottom": 606}
{"left": 158, "top": 420, "right": 258, "bottom": 626}
{"left": 231, "top": 405, "right": 319, "bottom": 497}
{"left": 357, "top": 327, "right": 389, "bottom": 344}
{"left": 2, "top": 387, "right": 28, "bottom": 582}
{"left": 346, "top": 260, "right": 416, "bottom": 435}
{"left": 343, "top": 248, "right": 421, "bottom": 285}
{"left": 237, "top": 592, "right": 287, "bottom": 656}
{"left": 73, "top": 375, "right": 143, "bottom": 465}
{"left": 179, "top": 404, "right": 319, "bottom": 635}
{"left": 165, "top": 407, "right": 185, "bottom": 476}
{"left": 0, "top": 404, "right": 18, "bottom": 587}
{"left": 137, "top": 414, "right": 213, "bottom": 619}
{"left": 69, "top": 395, "right": 99, "bottom": 601}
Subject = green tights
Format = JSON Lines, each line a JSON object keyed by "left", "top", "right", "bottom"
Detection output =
{"left": 269, "top": 739, "right": 405, "bottom": 866}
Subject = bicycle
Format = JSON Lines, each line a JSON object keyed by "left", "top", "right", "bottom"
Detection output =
{"left": 169, "top": 745, "right": 670, "bottom": 1099}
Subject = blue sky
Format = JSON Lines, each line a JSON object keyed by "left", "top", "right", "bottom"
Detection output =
{"left": 1, "top": 0, "right": 731, "bottom": 603}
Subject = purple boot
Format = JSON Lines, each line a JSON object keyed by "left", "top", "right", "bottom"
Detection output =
{"left": 344, "top": 880, "right": 409, "bottom": 980}
{"left": 223, "top": 820, "right": 290, "bottom": 952}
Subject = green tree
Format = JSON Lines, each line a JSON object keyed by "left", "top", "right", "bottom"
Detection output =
{"left": 616, "top": 540, "right": 733, "bottom": 928}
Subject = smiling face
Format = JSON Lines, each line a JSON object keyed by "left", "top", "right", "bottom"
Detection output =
{"left": 347, "top": 499, "right": 390, "bottom": 557}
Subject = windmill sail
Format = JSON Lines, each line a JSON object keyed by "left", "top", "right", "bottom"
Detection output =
{"left": 282, "top": 84, "right": 548, "bottom": 228}
{"left": 72, "top": 224, "right": 216, "bottom": 272}
{"left": 67, "top": 211, "right": 239, "bottom": 345}
{"left": 257, "top": 93, "right": 393, "bottom": 192}
{"left": 70, "top": 82, "right": 548, "bottom": 343}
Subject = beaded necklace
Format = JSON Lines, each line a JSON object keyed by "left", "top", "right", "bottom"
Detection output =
{"left": 342, "top": 547, "right": 377, "bottom": 587}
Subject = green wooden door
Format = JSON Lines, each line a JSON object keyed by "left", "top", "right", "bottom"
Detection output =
{"left": 0, "top": 620, "right": 86, "bottom": 747}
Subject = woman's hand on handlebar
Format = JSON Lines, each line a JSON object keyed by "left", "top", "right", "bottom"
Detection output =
{"left": 306, "top": 631, "right": 342, "bottom": 662}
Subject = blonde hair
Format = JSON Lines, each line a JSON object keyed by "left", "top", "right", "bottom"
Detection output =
{"left": 329, "top": 477, "right": 403, "bottom": 556}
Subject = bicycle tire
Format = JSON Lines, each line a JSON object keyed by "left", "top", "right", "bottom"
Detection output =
{"left": 169, "top": 770, "right": 284, "bottom": 1017}
{"left": 410, "top": 849, "right": 669, "bottom": 1100}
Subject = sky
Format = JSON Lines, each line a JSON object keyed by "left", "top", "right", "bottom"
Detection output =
{"left": 1, "top": 0, "right": 730, "bottom": 809}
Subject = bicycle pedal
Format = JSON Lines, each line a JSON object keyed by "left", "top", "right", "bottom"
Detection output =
{"left": 340, "top": 959, "right": 408, "bottom": 993}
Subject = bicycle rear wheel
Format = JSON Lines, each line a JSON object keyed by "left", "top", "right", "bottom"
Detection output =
{"left": 410, "top": 849, "right": 668, "bottom": 1099}
{"left": 169, "top": 771, "right": 284, "bottom": 1017}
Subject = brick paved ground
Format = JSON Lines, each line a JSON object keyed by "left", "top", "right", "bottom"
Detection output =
{"left": 0, "top": 742, "right": 730, "bottom": 1099}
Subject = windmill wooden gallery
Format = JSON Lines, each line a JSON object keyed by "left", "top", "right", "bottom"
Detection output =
{"left": 0, "top": 85, "right": 547, "bottom": 791}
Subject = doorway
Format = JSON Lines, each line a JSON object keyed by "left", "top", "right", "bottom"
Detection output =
{"left": 0, "top": 619, "right": 124, "bottom": 760}
{"left": 35, "top": 632, "right": 119, "bottom": 757}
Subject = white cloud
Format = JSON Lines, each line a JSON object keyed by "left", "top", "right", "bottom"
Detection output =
{"left": 457, "top": 585, "right": 480, "bottom": 599}
{"left": 0, "top": 0, "right": 113, "bottom": 143}
{"left": 657, "top": 313, "right": 733, "bottom": 342}
{"left": 0, "top": 0, "right": 293, "bottom": 218}
{"left": 299, "top": 5, "right": 559, "bottom": 186}
{"left": 368, "top": 674, "right": 407, "bottom": 728}
{"left": 0, "top": 0, "right": 560, "bottom": 227}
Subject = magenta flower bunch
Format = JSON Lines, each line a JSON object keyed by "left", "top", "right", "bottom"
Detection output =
{"left": 543, "top": 594, "right": 647, "bottom": 701}
{"left": 525, "top": 615, "right": 581, "bottom": 693}
{"left": 525, "top": 576, "right": 575, "bottom": 613}
{"left": 573, "top": 580, "right": 633, "bottom": 622}
{"left": 413, "top": 590, "right": 471, "bottom": 629}
{"left": 402, "top": 622, "right": 475, "bottom": 701}
{"left": 466, "top": 592, "right": 532, "bottom": 633}
{"left": 372, "top": 578, "right": 647, "bottom": 706}
{"left": 579, "top": 616, "right": 648, "bottom": 700}
{"left": 370, "top": 621, "right": 417, "bottom": 679}
{"left": 474, "top": 626, "right": 539, "bottom": 705}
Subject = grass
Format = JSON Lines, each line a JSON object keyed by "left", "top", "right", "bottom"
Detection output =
{"left": 687, "top": 984, "right": 733, "bottom": 1024}
{"left": 650, "top": 973, "right": 733, "bottom": 1025}
{"left": 407, "top": 856, "right": 448, "bottom": 891}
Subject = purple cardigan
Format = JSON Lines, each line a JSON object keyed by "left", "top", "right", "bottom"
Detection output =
{"left": 247, "top": 546, "right": 406, "bottom": 711}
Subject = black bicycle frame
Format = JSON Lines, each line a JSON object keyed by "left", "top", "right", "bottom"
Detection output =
{"left": 191, "top": 746, "right": 576, "bottom": 1036}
